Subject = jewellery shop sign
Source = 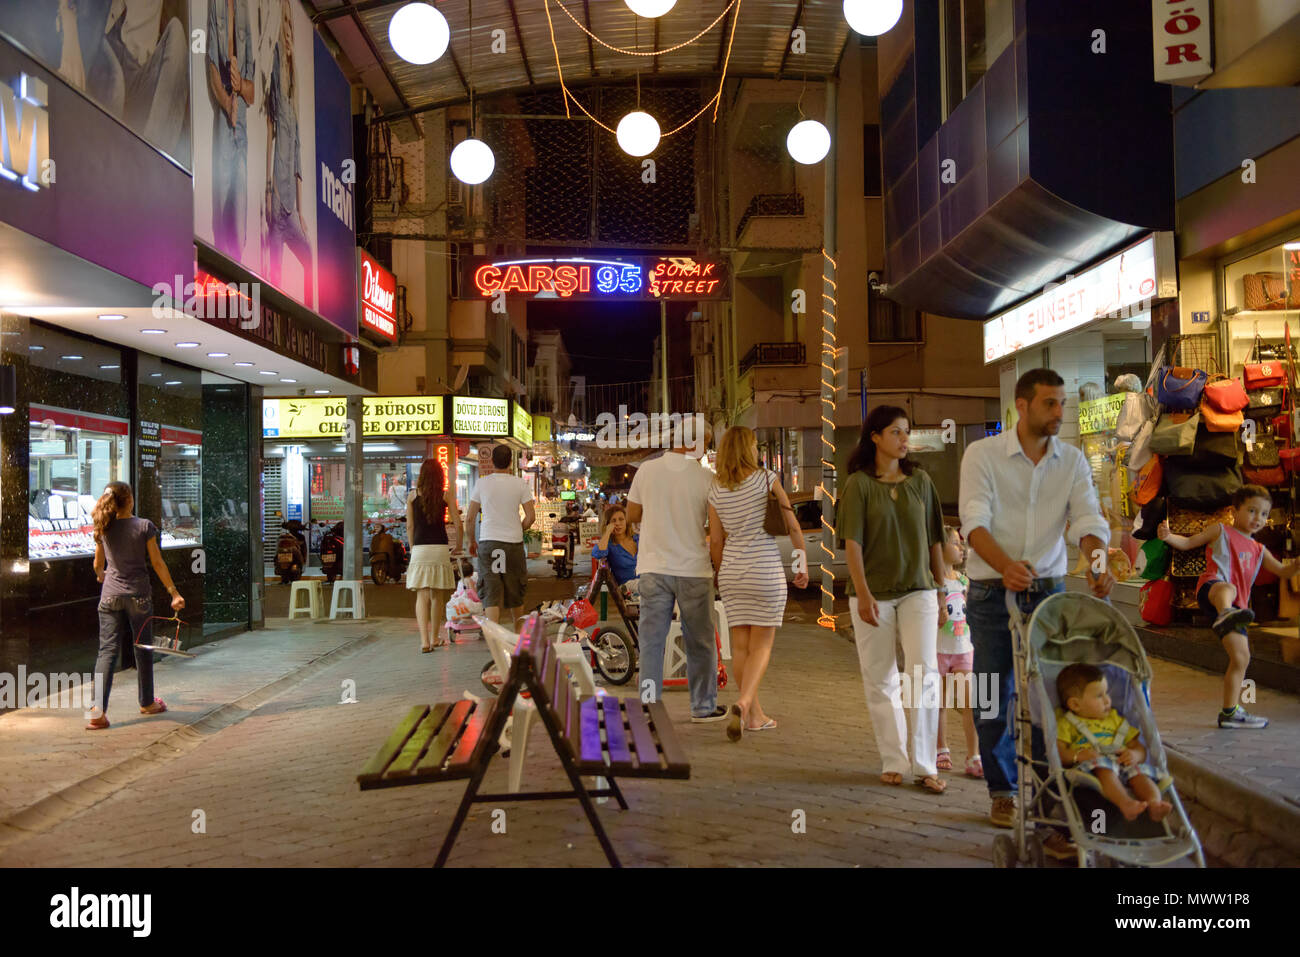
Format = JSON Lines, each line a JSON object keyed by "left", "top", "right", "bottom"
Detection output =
{"left": 263, "top": 397, "right": 445, "bottom": 438}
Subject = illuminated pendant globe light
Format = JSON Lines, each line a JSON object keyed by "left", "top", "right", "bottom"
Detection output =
{"left": 450, "top": 137, "right": 495, "bottom": 185}
{"left": 624, "top": 0, "right": 677, "bottom": 17}
{"left": 616, "top": 111, "right": 660, "bottom": 157}
{"left": 786, "top": 119, "right": 831, "bottom": 165}
{"left": 843, "top": 0, "right": 903, "bottom": 36}
{"left": 389, "top": 2, "right": 450, "bottom": 65}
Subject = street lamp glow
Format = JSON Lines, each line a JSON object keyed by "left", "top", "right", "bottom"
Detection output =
{"left": 389, "top": 3, "right": 450, "bottom": 65}
{"left": 449, "top": 138, "right": 495, "bottom": 185}
{"left": 786, "top": 119, "right": 831, "bottom": 164}
{"left": 624, "top": 0, "right": 677, "bottom": 17}
{"left": 843, "top": 0, "right": 903, "bottom": 36}
{"left": 616, "top": 111, "right": 660, "bottom": 157}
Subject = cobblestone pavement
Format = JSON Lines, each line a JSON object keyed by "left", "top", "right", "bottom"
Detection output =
{"left": 0, "top": 593, "right": 1288, "bottom": 866}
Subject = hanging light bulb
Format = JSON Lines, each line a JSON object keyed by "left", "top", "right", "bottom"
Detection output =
{"left": 389, "top": 2, "right": 450, "bottom": 65}
{"left": 616, "top": 111, "right": 660, "bottom": 157}
{"left": 625, "top": 0, "right": 677, "bottom": 17}
{"left": 450, "top": 138, "right": 495, "bottom": 184}
{"left": 786, "top": 119, "right": 831, "bottom": 165}
{"left": 843, "top": 0, "right": 903, "bottom": 36}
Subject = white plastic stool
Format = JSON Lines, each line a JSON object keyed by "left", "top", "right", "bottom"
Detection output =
{"left": 288, "top": 580, "right": 323, "bottom": 620}
{"left": 329, "top": 580, "right": 366, "bottom": 619}
{"left": 664, "top": 621, "right": 689, "bottom": 683}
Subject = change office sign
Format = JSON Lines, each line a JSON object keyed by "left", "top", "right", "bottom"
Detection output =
{"left": 451, "top": 397, "right": 509, "bottom": 436}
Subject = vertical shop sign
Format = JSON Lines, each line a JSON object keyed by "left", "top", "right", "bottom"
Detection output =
{"left": 1152, "top": 0, "right": 1213, "bottom": 84}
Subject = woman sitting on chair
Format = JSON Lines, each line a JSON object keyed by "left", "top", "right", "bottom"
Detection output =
{"left": 591, "top": 503, "right": 639, "bottom": 586}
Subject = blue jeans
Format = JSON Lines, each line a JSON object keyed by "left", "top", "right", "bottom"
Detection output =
{"left": 966, "top": 579, "right": 1064, "bottom": 799}
{"left": 94, "top": 595, "right": 156, "bottom": 715}
{"left": 637, "top": 573, "right": 716, "bottom": 717}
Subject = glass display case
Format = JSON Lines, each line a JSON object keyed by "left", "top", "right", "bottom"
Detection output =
{"left": 158, "top": 426, "right": 202, "bottom": 548}
{"left": 28, "top": 405, "right": 130, "bottom": 560}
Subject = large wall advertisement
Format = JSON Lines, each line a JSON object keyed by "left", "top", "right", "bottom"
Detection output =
{"left": 191, "top": 0, "right": 356, "bottom": 336}
{"left": 0, "top": 0, "right": 192, "bottom": 168}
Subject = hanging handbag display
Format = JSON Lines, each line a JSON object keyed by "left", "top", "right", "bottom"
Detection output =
{"left": 1139, "top": 578, "right": 1174, "bottom": 626}
{"left": 1167, "top": 503, "right": 1235, "bottom": 536}
{"left": 1246, "top": 388, "right": 1284, "bottom": 414}
{"left": 1156, "top": 367, "right": 1208, "bottom": 410}
{"left": 1200, "top": 402, "right": 1243, "bottom": 432}
{"left": 1136, "top": 538, "right": 1171, "bottom": 581}
{"left": 1245, "top": 432, "right": 1280, "bottom": 467}
{"left": 1127, "top": 416, "right": 1157, "bottom": 471}
{"left": 1281, "top": 444, "right": 1300, "bottom": 474}
{"left": 1162, "top": 458, "right": 1242, "bottom": 510}
{"left": 1132, "top": 496, "right": 1166, "bottom": 541}
{"left": 1170, "top": 550, "right": 1208, "bottom": 579}
{"left": 1149, "top": 411, "right": 1200, "bottom": 456}
{"left": 1115, "top": 390, "right": 1157, "bottom": 442}
{"left": 1202, "top": 375, "right": 1249, "bottom": 413}
{"left": 1243, "top": 272, "right": 1288, "bottom": 311}
{"left": 1193, "top": 424, "right": 1240, "bottom": 463}
{"left": 1243, "top": 465, "right": 1286, "bottom": 487}
{"left": 1134, "top": 456, "right": 1163, "bottom": 505}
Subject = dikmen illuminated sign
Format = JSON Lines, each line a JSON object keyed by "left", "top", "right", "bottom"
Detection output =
{"left": 462, "top": 256, "right": 729, "bottom": 301}
{"left": 263, "top": 397, "right": 444, "bottom": 438}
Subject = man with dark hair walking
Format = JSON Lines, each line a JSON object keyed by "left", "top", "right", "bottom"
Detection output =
{"left": 959, "top": 368, "right": 1114, "bottom": 859}
{"left": 466, "top": 445, "right": 535, "bottom": 624}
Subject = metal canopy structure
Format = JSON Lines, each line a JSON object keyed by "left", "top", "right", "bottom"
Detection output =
{"left": 313, "top": 0, "right": 852, "bottom": 128}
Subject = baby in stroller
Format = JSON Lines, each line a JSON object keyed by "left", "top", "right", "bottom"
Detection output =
{"left": 1056, "top": 663, "right": 1172, "bottom": 823}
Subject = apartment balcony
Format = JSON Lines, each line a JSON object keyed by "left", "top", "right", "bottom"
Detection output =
{"left": 739, "top": 341, "right": 806, "bottom": 376}
{"left": 734, "top": 192, "right": 821, "bottom": 249}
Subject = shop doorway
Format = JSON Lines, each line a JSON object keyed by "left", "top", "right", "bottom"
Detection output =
{"left": 201, "top": 375, "right": 253, "bottom": 637}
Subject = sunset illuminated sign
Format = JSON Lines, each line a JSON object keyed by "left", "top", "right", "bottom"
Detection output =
{"left": 462, "top": 256, "right": 729, "bottom": 301}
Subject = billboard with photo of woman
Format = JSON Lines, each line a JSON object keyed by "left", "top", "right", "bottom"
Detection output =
{"left": 0, "top": 0, "right": 191, "bottom": 167}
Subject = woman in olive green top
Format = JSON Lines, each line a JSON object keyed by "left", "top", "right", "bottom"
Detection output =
{"left": 836, "top": 405, "right": 949, "bottom": 794}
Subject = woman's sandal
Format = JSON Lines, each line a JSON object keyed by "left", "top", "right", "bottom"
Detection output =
{"left": 965, "top": 754, "right": 984, "bottom": 779}
{"left": 936, "top": 747, "right": 953, "bottom": 771}
{"left": 917, "top": 775, "right": 947, "bottom": 794}
{"left": 85, "top": 715, "right": 110, "bottom": 731}
{"left": 140, "top": 698, "right": 167, "bottom": 715}
{"left": 880, "top": 772, "right": 904, "bottom": 785}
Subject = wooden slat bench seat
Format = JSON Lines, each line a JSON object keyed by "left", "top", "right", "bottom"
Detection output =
{"left": 356, "top": 612, "right": 692, "bottom": 867}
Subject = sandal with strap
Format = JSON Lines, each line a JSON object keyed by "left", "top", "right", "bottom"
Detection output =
{"left": 140, "top": 698, "right": 167, "bottom": 715}
{"left": 936, "top": 747, "right": 953, "bottom": 771}
{"left": 85, "top": 715, "right": 110, "bottom": 731}
{"left": 880, "top": 772, "right": 904, "bottom": 785}
{"left": 916, "top": 775, "right": 947, "bottom": 794}
{"left": 965, "top": 754, "right": 984, "bottom": 779}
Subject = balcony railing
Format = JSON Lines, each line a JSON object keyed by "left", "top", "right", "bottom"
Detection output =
{"left": 735, "top": 192, "right": 805, "bottom": 242}
{"left": 739, "top": 342, "right": 806, "bottom": 376}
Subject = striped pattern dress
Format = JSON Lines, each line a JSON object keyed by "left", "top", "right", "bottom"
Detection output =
{"left": 709, "top": 469, "right": 787, "bottom": 626}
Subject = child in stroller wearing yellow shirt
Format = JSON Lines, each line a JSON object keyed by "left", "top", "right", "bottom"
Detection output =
{"left": 1055, "top": 663, "right": 1172, "bottom": 823}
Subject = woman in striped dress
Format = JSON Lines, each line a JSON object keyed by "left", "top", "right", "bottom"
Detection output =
{"left": 708, "top": 426, "right": 808, "bottom": 741}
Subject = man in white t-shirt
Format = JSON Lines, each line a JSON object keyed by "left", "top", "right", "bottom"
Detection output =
{"left": 466, "top": 445, "right": 536, "bottom": 623}
{"left": 626, "top": 416, "right": 726, "bottom": 722}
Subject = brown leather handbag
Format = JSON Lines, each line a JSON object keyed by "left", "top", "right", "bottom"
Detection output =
{"left": 763, "top": 471, "right": 795, "bottom": 536}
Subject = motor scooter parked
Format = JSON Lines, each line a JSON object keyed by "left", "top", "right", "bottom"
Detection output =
{"left": 369, "top": 523, "right": 406, "bottom": 584}
{"left": 548, "top": 513, "right": 576, "bottom": 579}
{"left": 274, "top": 521, "right": 307, "bottom": 584}
{"left": 320, "top": 521, "right": 345, "bottom": 583}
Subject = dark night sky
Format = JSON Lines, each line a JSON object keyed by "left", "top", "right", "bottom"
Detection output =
{"left": 527, "top": 299, "right": 697, "bottom": 386}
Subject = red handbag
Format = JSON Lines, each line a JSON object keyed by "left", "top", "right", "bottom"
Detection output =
{"left": 1203, "top": 375, "right": 1249, "bottom": 412}
{"left": 1282, "top": 445, "right": 1300, "bottom": 473}
{"left": 1244, "top": 363, "right": 1286, "bottom": 389}
{"left": 1244, "top": 465, "right": 1286, "bottom": 486}
{"left": 1273, "top": 413, "right": 1292, "bottom": 442}
{"left": 1139, "top": 579, "right": 1173, "bottom": 626}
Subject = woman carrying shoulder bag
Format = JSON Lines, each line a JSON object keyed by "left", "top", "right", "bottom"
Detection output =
{"left": 837, "top": 406, "right": 949, "bottom": 794}
{"left": 88, "top": 482, "right": 185, "bottom": 731}
{"left": 707, "top": 426, "right": 807, "bottom": 742}
{"left": 406, "top": 458, "right": 464, "bottom": 652}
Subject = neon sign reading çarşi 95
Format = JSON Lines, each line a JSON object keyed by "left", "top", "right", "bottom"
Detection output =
{"left": 465, "top": 256, "right": 728, "bottom": 301}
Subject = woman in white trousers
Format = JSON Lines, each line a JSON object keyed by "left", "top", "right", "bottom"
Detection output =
{"left": 837, "top": 405, "right": 949, "bottom": 794}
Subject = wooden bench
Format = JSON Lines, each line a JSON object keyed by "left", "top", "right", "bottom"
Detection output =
{"left": 357, "top": 612, "right": 691, "bottom": 867}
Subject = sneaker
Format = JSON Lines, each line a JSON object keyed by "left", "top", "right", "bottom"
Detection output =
{"left": 1211, "top": 608, "right": 1254, "bottom": 637}
{"left": 1041, "top": 830, "right": 1077, "bottom": 862}
{"left": 1218, "top": 706, "right": 1268, "bottom": 729}
{"left": 989, "top": 796, "right": 1016, "bottom": 829}
{"left": 690, "top": 706, "right": 729, "bottom": 723}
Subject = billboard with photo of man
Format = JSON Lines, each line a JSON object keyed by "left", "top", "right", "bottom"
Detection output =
{"left": 190, "top": 0, "right": 357, "bottom": 337}
{"left": 0, "top": 0, "right": 192, "bottom": 167}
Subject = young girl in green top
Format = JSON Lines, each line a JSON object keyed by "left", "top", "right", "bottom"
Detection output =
{"left": 836, "top": 406, "right": 948, "bottom": 794}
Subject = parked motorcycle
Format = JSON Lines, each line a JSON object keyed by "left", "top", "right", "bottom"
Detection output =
{"left": 548, "top": 512, "right": 577, "bottom": 579}
{"left": 274, "top": 521, "right": 307, "bottom": 585}
{"left": 368, "top": 523, "right": 405, "bottom": 585}
{"left": 320, "top": 522, "right": 345, "bottom": 583}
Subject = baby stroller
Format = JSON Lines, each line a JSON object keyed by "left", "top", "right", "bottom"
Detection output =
{"left": 443, "top": 557, "right": 484, "bottom": 644}
{"left": 998, "top": 591, "right": 1204, "bottom": 868}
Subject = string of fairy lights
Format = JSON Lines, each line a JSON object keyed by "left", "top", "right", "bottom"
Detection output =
{"left": 384, "top": 0, "right": 905, "bottom": 183}
{"left": 819, "top": 247, "right": 839, "bottom": 629}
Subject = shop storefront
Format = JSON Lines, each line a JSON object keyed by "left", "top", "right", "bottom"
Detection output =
{"left": 983, "top": 232, "right": 1179, "bottom": 576}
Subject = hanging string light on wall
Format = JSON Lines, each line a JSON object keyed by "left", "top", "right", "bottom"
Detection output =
{"left": 842, "top": 0, "right": 904, "bottom": 36}
{"left": 449, "top": 1, "right": 496, "bottom": 184}
{"left": 389, "top": 2, "right": 450, "bottom": 65}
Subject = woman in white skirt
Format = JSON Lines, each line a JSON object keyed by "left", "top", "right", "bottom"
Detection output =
{"left": 836, "top": 405, "right": 949, "bottom": 794}
{"left": 406, "top": 457, "right": 464, "bottom": 652}
{"left": 708, "top": 425, "right": 807, "bottom": 741}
